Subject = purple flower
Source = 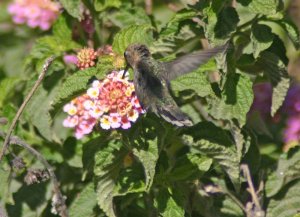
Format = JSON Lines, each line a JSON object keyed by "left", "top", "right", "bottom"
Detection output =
{"left": 281, "top": 84, "right": 300, "bottom": 116}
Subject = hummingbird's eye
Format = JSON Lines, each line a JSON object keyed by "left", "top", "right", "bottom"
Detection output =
{"left": 124, "top": 51, "right": 128, "bottom": 58}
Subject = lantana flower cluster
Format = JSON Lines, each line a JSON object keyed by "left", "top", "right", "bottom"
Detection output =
{"left": 63, "top": 71, "right": 144, "bottom": 139}
{"left": 8, "top": 0, "right": 60, "bottom": 30}
{"left": 76, "top": 48, "right": 98, "bottom": 70}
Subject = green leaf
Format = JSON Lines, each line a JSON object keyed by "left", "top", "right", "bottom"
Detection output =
{"left": 69, "top": 183, "right": 97, "bottom": 217}
{"left": 132, "top": 138, "right": 159, "bottom": 191}
{"left": 278, "top": 19, "right": 300, "bottom": 49}
{"left": 208, "top": 73, "right": 254, "bottom": 126}
{"left": 160, "top": 9, "right": 197, "bottom": 37}
{"left": 183, "top": 135, "right": 240, "bottom": 187}
{"left": 258, "top": 52, "right": 290, "bottom": 116}
{"left": 237, "top": 0, "right": 280, "bottom": 16}
{"left": 25, "top": 71, "right": 63, "bottom": 141}
{"left": 214, "top": 7, "right": 239, "bottom": 39}
{"left": 112, "top": 24, "right": 154, "bottom": 54}
{"left": 154, "top": 188, "right": 185, "bottom": 217}
{"left": 0, "top": 77, "right": 20, "bottom": 109}
{"left": 107, "top": 5, "right": 151, "bottom": 28}
{"left": 220, "top": 197, "right": 244, "bottom": 217}
{"left": 152, "top": 26, "right": 196, "bottom": 55}
{"left": 52, "top": 15, "right": 73, "bottom": 41}
{"left": 93, "top": 138, "right": 156, "bottom": 217}
{"left": 251, "top": 23, "right": 274, "bottom": 58}
{"left": 151, "top": 9, "right": 198, "bottom": 54}
{"left": 171, "top": 60, "right": 215, "bottom": 97}
{"left": 94, "top": 140, "right": 127, "bottom": 217}
{"left": 168, "top": 153, "right": 212, "bottom": 181}
{"left": 59, "top": 0, "right": 82, "bottom": 19}
{"left": 0, "top": 163, "right": 10, "bottom": 202}
{"left": 265, "top": 148, "right": 300, "bottom": 197}
{"left": 203, "top": 6, "right": 239, "bottom": 45}
{"left": 94, "top": 0, "right": 121, "bottom": 12}
{"left": 267, "top": 181, "right": 300, "bottom": 217}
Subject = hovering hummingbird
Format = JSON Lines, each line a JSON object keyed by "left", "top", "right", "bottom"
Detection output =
{"left": 123, "top": 43, "right": 229, "bottom": 127}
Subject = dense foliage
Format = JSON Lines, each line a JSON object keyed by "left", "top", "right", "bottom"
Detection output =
{"left": 1, "top": 0, "right": 300, "bottom": 216}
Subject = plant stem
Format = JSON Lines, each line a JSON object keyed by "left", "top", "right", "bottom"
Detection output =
{"left": 145, "top": 0, "right": 152, "bottom": 15}
{"left": 241, "top": 164, "right": 263, "bottom": 212}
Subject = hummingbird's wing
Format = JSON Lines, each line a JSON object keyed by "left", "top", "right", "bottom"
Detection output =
{"left": 156, "top": 104, "right": 193, "bottom": 127}
{"left": 151, "top": 95, "right": 193, "bottom": 127}
{"left": 162, "top": 44, "right": 229, "bottom": 80}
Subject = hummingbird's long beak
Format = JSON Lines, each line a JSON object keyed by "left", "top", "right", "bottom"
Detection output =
{"left": 123, "top": 64, "right": 129, "bottom": 79}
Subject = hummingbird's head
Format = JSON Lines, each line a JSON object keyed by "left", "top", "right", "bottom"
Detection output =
{"left": 124, "top": 44, "right": 151, "bottom": 68}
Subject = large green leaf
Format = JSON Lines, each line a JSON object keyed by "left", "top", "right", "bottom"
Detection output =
{"left": 159, "top": 9, "right": 196, "bottom": 37}
{"left": 151, "top": 9, "right": 197, "bottom": 54}
{"left": 251, "top": 23, "right": 274, "bottom": 58}
{"left": 183, "top": 135, "right": 240, "bottom": 186}
{"left": 154, "top": 188, "right": 185, "bottom": 217}
{"left": 132, "top": 138, "right": 159, "bottom": 191}
{"left": 25, "top": 68, "right": 64, "bottom": 141}
{"left": 208, "top": 73, "right": 253, "bottom": 126}
{"left": 93, "top": 136, "right": 158, "bottom": 217}
{"left": 0, "top": 77, "right": 20, "bottom": 109}
{"left": 219, "top": 197, "right": 244, "bottom": 217}
{"left": 94, "top": 140, "right": 128, "bottom": 217}
{"left": 203, "top": 5, "right": 239, "bottom": 45}
{"left": 258, "top": 51, "right": 290, "bottom": 116}
{"left": 168, "top": 153, "right": 212, "bottom": 181}
{"left": 277, "top": 19, "right": 300, "bottom": 49}
{"left": 69, "top": 183, "right": 97, "bottom": 217}
{"left": 237, "top": 0, "right": 280, "bottom": 16}
{"left": 0, "top": 162, "right": 10, "bottom": 202}
{"left": 112, "top": 25, "right": 153, "bottom": 54}
{"left": 265, "top": 148, "right": 300, "bottom": 197}
{"left": 267, "top": 181, "right": 300, "bottom": 217}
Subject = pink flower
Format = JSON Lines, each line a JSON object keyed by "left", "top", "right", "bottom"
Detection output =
{"left": 283, "top": 115, "right": 300, "bottom": 152}
{"left": 63, "top": 55, "right": 78, "bottom": 65}
{"left": 63, "top": 70, "right": 144, "bottom": 139}
{"left": 62, "top": 94, "right": 97, "bottom": 139}
{"left": 8, "top": 0, "right": 60, "bottom": 30}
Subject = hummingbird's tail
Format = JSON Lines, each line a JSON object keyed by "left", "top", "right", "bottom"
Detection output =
{"left": 156, "top": 105, "right": 193, "bottom": 127}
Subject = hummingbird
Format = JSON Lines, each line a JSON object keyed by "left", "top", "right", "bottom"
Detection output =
{"left": 123, "top": 43, "right": 228, "bottom": 127}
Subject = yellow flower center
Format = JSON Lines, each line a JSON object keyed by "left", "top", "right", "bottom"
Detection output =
{"left": 109, "top": 89, "right": 122, "bottom": 100}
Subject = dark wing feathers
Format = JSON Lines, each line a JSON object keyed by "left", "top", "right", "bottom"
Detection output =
{"left": 162, "top": 43, "right": 229, "bottom": 80}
